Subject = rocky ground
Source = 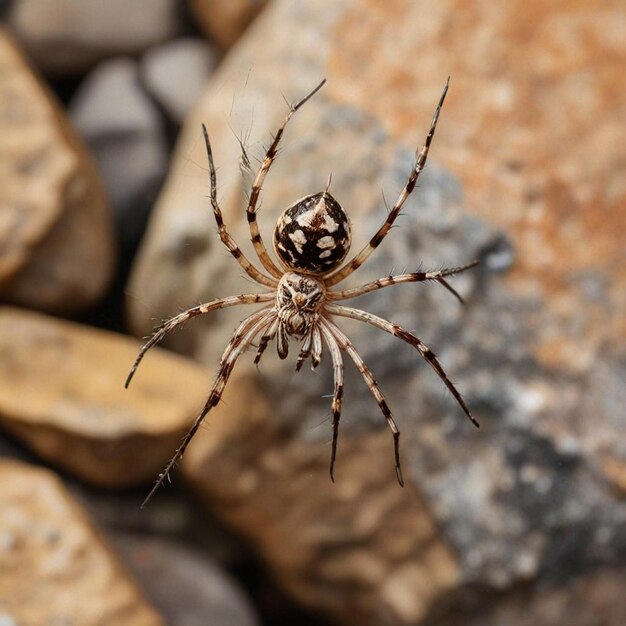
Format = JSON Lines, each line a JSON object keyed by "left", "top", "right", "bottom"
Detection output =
{"left": 0, "top": 1, "right": 624, "bottom": 625}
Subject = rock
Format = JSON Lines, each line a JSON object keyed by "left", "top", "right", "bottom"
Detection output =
{"left": 113, "top": 534, "right": 259, "bottom": 626}
{"left": 433, "top": 567, "right": 626, "bottom": 626}
{"left": 186, "top": 405, "right": 626, "bottom": 626}
{"left": 188, "top": 0, "right": 269, "bottom": 49}
{"left": 0, "top": 306, "right": 211, "bottom": 488}
{"left": 128, "top": 1, "right": 626, "bottom": 624}
{"left": 184, "top": 378, "right": 462, "bottom": 624}
{"left": 6, "top": 0, "right": 182, "bottom": 75}
{"left": 0, "top": 459, "right": 163, "bottom": 625}
{"left": 141, "top": 38, "right": 218, "bottom": 126}
{"left": 69, "top": 57, "right": 168, "bottom": 253}
{"left": 0, "top": 29, "right": 115, "bottom": 314}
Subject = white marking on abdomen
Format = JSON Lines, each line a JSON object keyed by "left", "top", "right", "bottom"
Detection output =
{"left": 296, "top": 209, "right": 316, "bottom": 228}
{"left": 289, "top": 229, "right": 307, "bottom": 253}
{"left": 317, "top": 236, "right": 335, "bottom": 249}
{"left": 322, "top": 213, "right": 339, "bottom": 232}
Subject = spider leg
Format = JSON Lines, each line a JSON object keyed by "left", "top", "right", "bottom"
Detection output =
{"left": 254, "top": 316, "right": 279, "bottom": 365}
{"left": 327, "top": 261, "right": 478, "bottom": 302}
{"left": 324, "top": 78, "right": 449, "bottom": 287}
{"left": 202, "top": 125, "right": 277, "bottom": 288}
{"left": 141, "top": 309, "right": 275, "bottom": 507}
{"left": 326, "top": 304, "right": 478, "bottom": 427}
{"left": 125, "top": 293, "right": 275, "bottom": 388}
{"left": 436, "top": 277, "right": 466, "bottom": 304}
{"left": 319, "top": 323, "right": 344, "bottom": 482}
{"left": 322, "top": 318, "right": 405, "bottom": 486}
{"left": 246, "top": 79, "right": 327, "bottom": 278}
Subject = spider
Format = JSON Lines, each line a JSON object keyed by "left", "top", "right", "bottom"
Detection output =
{"left": 126, "top": 77, "right": 479, "bottom": 507}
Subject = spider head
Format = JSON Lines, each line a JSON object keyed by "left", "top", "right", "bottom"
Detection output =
{"left": 273, "top": 191, "right": 351, "bottom": 275}
{"left": 276, "top": 273, "right": 325, "bottom": 335}
{"left": 277, "top": 273, "right": 325, "bottom": 312}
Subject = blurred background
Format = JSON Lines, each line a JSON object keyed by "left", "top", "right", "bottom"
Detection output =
{"left": 0, "top": 1, "right": 624, "bottom": 625}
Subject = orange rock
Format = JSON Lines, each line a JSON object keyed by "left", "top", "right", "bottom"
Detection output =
{"left": 188, "top": 0, "right": 269, "bottom": 49}
{"left": 183, "top": 375, "right": 460, "bottom": 625}
{"left": 0, "top": 459, "right": 163, "bottom": 625}
{"left": 0, "top": 29, "right": 115, "bottom": 313}
{"left": 0, "top": 307, "right": 210, "bottom": 487}
{"left": 128, "top": 1, "right": 626, "bottom": 624}
{"left": 327, "top": 0, "right": 626, "bottom": 368}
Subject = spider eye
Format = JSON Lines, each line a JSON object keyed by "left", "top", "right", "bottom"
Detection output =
{"left": 273, "top": 191, "right": 351, "bottom": 275}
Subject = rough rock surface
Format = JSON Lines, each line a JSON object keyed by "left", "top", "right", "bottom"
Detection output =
{"left": 6, "top": 0, "right": 182, "bottom": 75}
{"left": 0, "top": 29, "right": 115, "bottom": 314}
{"left": 184, "top": 376, "right": 462, "bottom": 624}
{"left": 0, "top": 459, "right": 163, "bottom": 625}
{"left": 188, "top": 0, "right": 269, "bottom": 49}
{"left": 128, "top": 1, "right": 626, "bottom": 624}
{"left": 70, "top": 58, "right": 168, "bottom": 251}
{"left": 141, "top": 38, "right": 218, "bottom": 125}
{"left": 0, "top": 307, "right": 211, "bottom": 487}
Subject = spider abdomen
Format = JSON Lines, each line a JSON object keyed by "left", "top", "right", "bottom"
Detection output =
{"left": 273, "top": 191, "right": 351, "bottom": 275}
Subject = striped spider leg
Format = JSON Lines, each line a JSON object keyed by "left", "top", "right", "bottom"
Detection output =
{"left": 126, "top": 293, "right": 274, "bottom": 389}
{"left": 201, "top": 125, "right": 277, "bottom": 288}
{"left": 326, "top": 262, "right": 479, "bottom": 303}
{"left": 244, "top": 78, "right": 327, "bottom": 279}
{"left": 326, "top": 303, "right": 478, "bottom": 424}
{"left": 139, "top": 307, "right": 277, "bottom": 507}
{"left": 317, "top": 262, "right": 479, "bottom": 484}
{"left": 127, "top": 79, "right": 329, "bottom": 505}
{"left": 318, "top": 322, "right": 344, "bottom": 480}
{"left": 324, "top": 77, "right": 450, "bottom": 288}
{"left": 128, "top": 76, "right": 479, "bottom": 501}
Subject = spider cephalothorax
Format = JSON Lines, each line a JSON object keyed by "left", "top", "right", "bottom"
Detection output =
{"left": 274, "top": 272, "right": 326, "bottom": 365}
{"left": 276, "top": 273, "right": 325, "bottom": 336}
{"left": 127, "top": 77, "right": 480, "bottom": 507}
{"left": 273, "top": 191, "right": 351, "bottom": 274}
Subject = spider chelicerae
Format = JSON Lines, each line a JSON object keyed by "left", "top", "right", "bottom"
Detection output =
{"left": 127, "top": 77, "right": 479, "bottom": 506}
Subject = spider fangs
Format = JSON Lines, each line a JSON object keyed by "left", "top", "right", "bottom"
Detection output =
{"left": 127, "top": 77, "right": 480, "bottom": 507}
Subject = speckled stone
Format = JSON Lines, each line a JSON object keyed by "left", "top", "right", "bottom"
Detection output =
{"left": 0, "top": 459, "right": 163, "bottom": 625}
{"left": 128, "top": 1, "right": 626, "bottom": 624}
{"left": 0, "top": 307, "right": 211, "bottom": 487}
{"left": 0, "top": 29, "right": 115, "bottom": 314}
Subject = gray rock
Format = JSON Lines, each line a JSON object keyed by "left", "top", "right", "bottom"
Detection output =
{"left": 141, "top": 38, "right": 218, "bottom": 125}
{"left": 69, "top": 58, "right": 168, "bottom": 249}
{"left": 127, "top": 0, "right": 626, "bottom": 624}
{"left": 112, "top": 534, "right": 259, "bottom": 626}
{"left": 6, "top": 0, "right": 182, "bottom": 74}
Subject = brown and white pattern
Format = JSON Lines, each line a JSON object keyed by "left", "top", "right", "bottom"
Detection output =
{"left": 127, "top": 77, "right": 479, "bottom": 506}
{"left": 273, "top": 191, "right": 351, "bottom": 274}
